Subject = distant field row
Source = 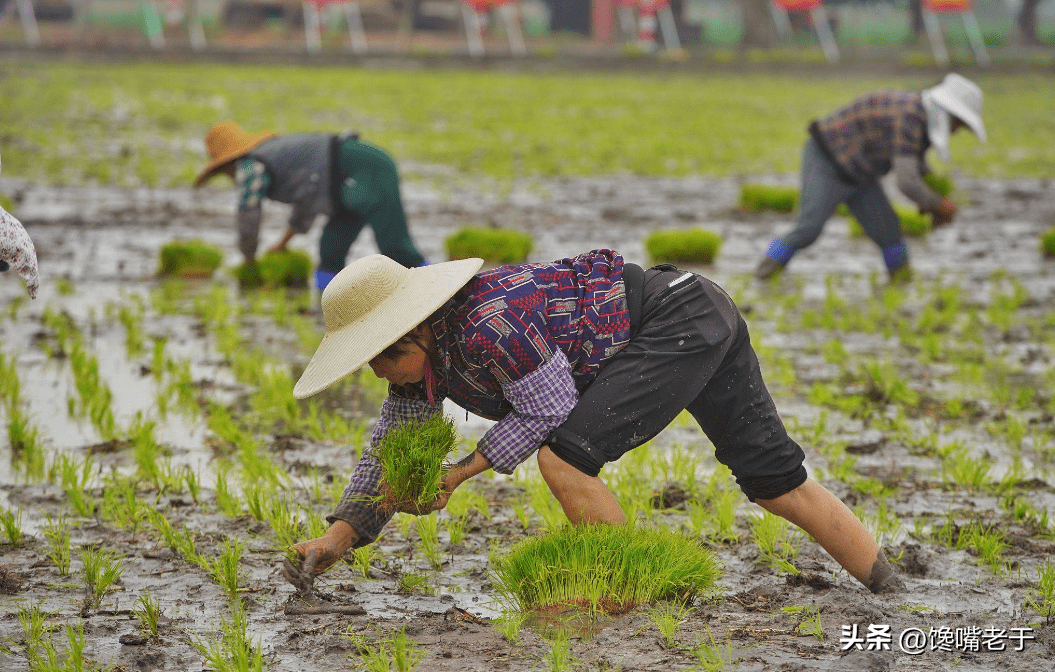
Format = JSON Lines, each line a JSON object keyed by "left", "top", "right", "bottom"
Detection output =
{"left": 1, "top": 63, "right": 1052, "bottom": 187}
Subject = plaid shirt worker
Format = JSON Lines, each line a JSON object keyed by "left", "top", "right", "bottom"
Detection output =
{"left": 330, "top": 249, "right": 633, "bottom": 545}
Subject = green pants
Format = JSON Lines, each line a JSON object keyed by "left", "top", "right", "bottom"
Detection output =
{"left": 319, "top": 138, "right": 425, "bottom": 273}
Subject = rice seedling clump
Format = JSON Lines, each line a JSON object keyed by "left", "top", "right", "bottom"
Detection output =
{"left": 491, "top": 524, "right": 720, "bottom": 614}
{"left": 645, "top": 228, "right": 723, "bottom": 264}
{"left": 1041, "top": 227, "right": 1055, "bottom": 257}
{"left": 233, "top": 249, "right": 312, "bottom": 288}
{"left": 739, "top": 184, "right": 799, "bottom": 213}
{"left": 157, "top": 240, "right": 225, "bottom": 278}
{"left": 445, "top": 226, "right": 533, "bottom": 264}
{"left": 374, "top": 414, "right": 458, "bottom": 513}
{"left": 843, "top": 205, "right": 931, "bottom": 238}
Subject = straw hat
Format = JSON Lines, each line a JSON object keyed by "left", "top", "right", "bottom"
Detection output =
{"left": 194, "top": 121, "right": 277, "bottom": 188}
{"left": 293, "top": 254, "right": 484, "bottom": 399}
{"left": 922, "top": 74, "right": 986, "bottom": 162}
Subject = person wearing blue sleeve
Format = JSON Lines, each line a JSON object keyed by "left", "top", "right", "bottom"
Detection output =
{"left": 194, "top": 121, "right": 427, "bottom": 291}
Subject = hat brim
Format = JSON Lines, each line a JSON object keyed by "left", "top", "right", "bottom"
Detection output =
{"left": 933, "top": 94, "right": 986, "bottom": 143}
{"left": 193, "top": 130, "right": 278, "bottom": 188}
{"left": 292, "top": 257, "right": 484, "bottom": 399}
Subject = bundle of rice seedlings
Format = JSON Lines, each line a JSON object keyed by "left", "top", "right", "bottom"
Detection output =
{"left": 445, "top": 226, "right": 533, "bottom": 264}
{"left": 739, "top": 184, "right": 799, "bottom": 213}
{"left": 157, "top": 240, "right": 225, "bottom": 278}
{"left": 923, "top": 173, "right": 954, "bottom": 198}
{"left": 373, "top": 414, "right": 458, "bottom": 513}
{"left": 841, "top": 205, "right": 932, "bottom": 238}
{"left": 491, "top": 523, "right": 720, "bottom": 615}
{"left": 233, "top": 249, "right": 312, "bottom": 289}
{"left": 1041, "top": 227, "right": 1055, "bottom": 257}
{"left": 645, "top": 228, "right": 723, "bottom": 264}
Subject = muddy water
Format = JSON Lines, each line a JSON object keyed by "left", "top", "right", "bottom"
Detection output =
{"left": 1, "top": 170, "right": 1055, "bottom": 671}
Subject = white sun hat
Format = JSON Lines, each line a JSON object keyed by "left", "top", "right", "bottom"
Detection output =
{"left": 293, "top": 254, "right": 483, "bottom": 399}
{"left": 921, "top": 73, "right": 986, "bottom": 162}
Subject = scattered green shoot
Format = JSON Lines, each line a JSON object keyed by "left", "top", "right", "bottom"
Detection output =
{"left": 0, "top": 505, "right": 25, "bottom": 547}
{"left": 1023, "top": 561, "right": 1055, "bottom": 618}
{"left": 397, "top": 571, "right": 433, "bottom": 596}
{"left": 42, "top": 513, "right": 71, "bottom": 575}
{"left": 495, "top": 608, "right": 527, "bottom": 644}
{"left": 748, "top": 512, "right": 800, "bottom": 575}
{"left": 134, "top": 591, "right": 164, "bottom": 641}
{"left": 415, "top": 513, "right": 443, "bottom": 570}
{"left": 352, "top": 626, "right": 425, "bottom": 672}
{"left": 647, "top": 601, "right": 694, "bottom": 648}
{"left": 782, "top": 604, "right": 825, "bottom": 641}
{"left": 208, "top": 537, "right": 246, "bottom": 600}
{"left": 190, "top": 599, "right": 265, "bottom": 672}
{"left": 691, "top": 627, "right": 738, "bottom": 672}
{"left": 80, "top": 546, "right": 124, "bottom": 611}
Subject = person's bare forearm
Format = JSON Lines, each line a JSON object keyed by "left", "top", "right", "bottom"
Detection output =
{"left": 445, "top": 450, "right": 491, "bottom": 490}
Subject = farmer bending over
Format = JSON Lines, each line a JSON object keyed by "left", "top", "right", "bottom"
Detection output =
{"left": 0, "top": 152, "right": 39, "bottom": 299}
{"left": 195, "top": 121, "right": 427, "bottom": 291}
{"left": 284, "top": 250, "right": 903, "bottom": 595}
{"left": 755, "top": 73, "right": 986, "bottom": 282}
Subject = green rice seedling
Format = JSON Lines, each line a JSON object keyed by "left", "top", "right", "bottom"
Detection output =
{"left": 190, "top": 599, "right": 265, "bottom": 672}
{"left": 99, "top": 476, "right": 152, "bottom": 536}
{"left": 397, "top": 571, "right": 433, "bottom": 596}
{"left": 510, "top": 496, "right": 532, "bottom": 531}
{"left": 739, "top": 184, "right": 799, "bottom": 212}
{"left": 923, "top": 173, "right": 954, "bottom": 197}
{"left": 644, "top": 228, "right": 723, "bottom": 265}
{"left": 8, "top": 403, "right": 46, "bottom": 481}
{"left": 491, "top": 523, "right": 720, "bottom": 614}
{"left": 51, "top": 453, "right": 96, "bottom": 518}
{"left": 214, "top": 466, "right": 244, "bottom": 517}
{"left": 233, "top": 249, "right": 313, "bottom": 288}
{"left": 17, "top": 603, "right": 53, "bottom": 666}
{"left": 542, "top": 629, "right": 576, "bottom": 672}
{"left": 116, "top": 295, "right": 146, "bottom": 358}
{"left": 183, "top": 466, "right": 202, "bottom": 504}
{"left": 0, "top": 506, "right": 25, "bottom": 547}
{"left": 527, "top": 476, "right": 567, "bottom": 531}
{"left": 845, "top": 205, "right": 931, "bottom": 238}
{"left": 958, "top": 521, "right": 1011, "bottom": 576}
{"left": 42, "top": 513, "right": 71, "bottom": 576}
{"left": 782, "top": 605, "right": 825, "bottom": 641}
{"left": 647, "top": 601, "right": 693, "bottom": 648}
{"left": 146, "top": 509, "right": 205, "bottom": 569}
{"left": 67, "top": 337, "right": 117, "bottom": 440}
{"left": 208, "top": 537, "right": 246, "bottom": 600}
{"left": 416, "top": 514, "right": 443, "bottom": 570}
{"left": 6, "top": 293, "right": 25, "bottom": 319}
{"left": 445, "top": 226, "right": 533, "bottom": 264}
{"left": 55, "top": 277, "right": 76, "bottom": 295}
{"left": 350, "top": 544, "right": 382, "bottom": 580}
{"left": 443, "top": 515, "right": 467, "bottom": 547}
{"left": 374, "top": 414, "right": 458, "bottom": 513}
{"left": 1024, "top": 561, "right": 1055, "bottom": 618}
{"left": 157, "top": 239, "right": 225, "bottom": 278}
{"left": 748, "top": 512, "right": 799, "bottom": 575}
{"left": 1041, "top": 227, "right": 1055, "bottom": 257}
{"left": 940, "top": 445, "right": 992, "bottom": 490}
{"left": 134, "top": 591, "right": 164, "bottom": 641}
{"left": 353, "top": 627, "right": 425, "bottom": 672}
{"left": 691, "top": 627, "right": 738, "bottom": 672}
{"left": 0, "top": 352, "right": 20, "bottom": 402}
{"left": 495, "top": 608, "right": 527, "bottom": 644}
{"left": 80, "top": 545, "right": 124, "bottom": 611}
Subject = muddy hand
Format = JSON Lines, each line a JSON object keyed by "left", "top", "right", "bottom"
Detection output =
{"left": 282, "top": 549, "right": 320, "bottom": 596}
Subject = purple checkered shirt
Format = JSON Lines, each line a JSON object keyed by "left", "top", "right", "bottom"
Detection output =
{"left": 329, "top": 250, "right": 631, "bottom": 546}
{"left": 810, "top": 90, "right": 929, "bottom": 184}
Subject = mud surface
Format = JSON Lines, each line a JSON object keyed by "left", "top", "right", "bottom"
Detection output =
{"left": 2, "top": 168, "right": 1055, "bottom": 671}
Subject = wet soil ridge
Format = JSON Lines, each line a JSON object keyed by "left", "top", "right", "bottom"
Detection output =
{"left": 1, "top": 175, "right": 1054, "bottom": 669}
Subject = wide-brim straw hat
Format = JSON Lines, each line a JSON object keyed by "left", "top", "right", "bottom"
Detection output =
{"left": 293, "top": 254, "right": 484, "bottom": 399}
{"left": 928, "top": 73, "right": 987, "bottom": 143}
{"left": 194, "top": 121, "right": 277, "bottom": 188}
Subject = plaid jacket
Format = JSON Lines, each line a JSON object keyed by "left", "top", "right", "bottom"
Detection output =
{"left": 810, "top": 90, "right": 929, "bottom": 184}
{"left": 329, "top": 249, "right": 632, "bottom": 545}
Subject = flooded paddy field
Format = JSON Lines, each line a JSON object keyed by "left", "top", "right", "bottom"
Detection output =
{"left": 2, "top": 170, "right": 1055, "bottom": 671}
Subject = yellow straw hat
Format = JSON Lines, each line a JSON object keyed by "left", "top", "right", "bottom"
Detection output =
{"left": 293, "top": 254, "right": 484, "bottom": 399}
{"left": 194, "top": 121, "right": 278, "bottom": 188}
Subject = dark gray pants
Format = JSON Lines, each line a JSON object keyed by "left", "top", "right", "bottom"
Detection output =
{"left": 769, "top": 138, "right": 907, "bottom": 271}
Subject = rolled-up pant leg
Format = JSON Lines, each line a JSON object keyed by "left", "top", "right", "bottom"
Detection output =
{"left": 844, "top": 180, "right": 909, "bottom": 272}
{"left": 548, "top": 270, "right": 807, "bottom": 501}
